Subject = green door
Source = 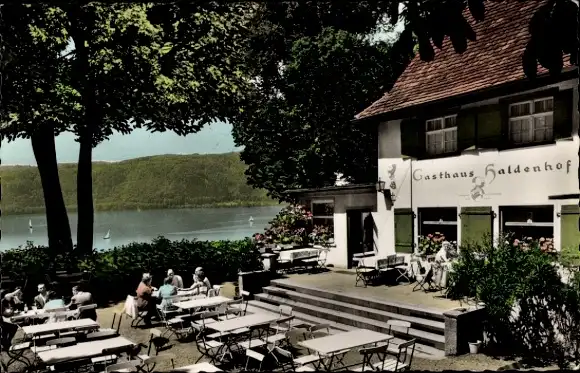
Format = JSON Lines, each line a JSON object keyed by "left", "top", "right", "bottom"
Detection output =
{"left": 460, "top": 207, "right": 494, "bottom": 247}
{"left": 560, "top": 205, "right": 580, "bottom": 251}
{"left": 394, "top": 208, "right": 414, "bottom": 253}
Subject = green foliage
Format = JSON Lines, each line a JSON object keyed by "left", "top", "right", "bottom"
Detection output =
{"left": 448, "top": 234, "right": 580, "bottom": 366}
{"left": 559, "top": 246, "right": 580, "bottom": 269}
{"left": 1, "top": 237, "right": 262, "bottom": 304}
{"left": 0, "top": 153, "right": 277, "bottom": 214}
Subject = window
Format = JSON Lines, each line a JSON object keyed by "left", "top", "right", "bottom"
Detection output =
{"left": 425, "top": 115, "right": 457, "bottom": 155}
{"left": 312, "top": 200, "right": 334, "bottom": 229}
{"left": 508, "top": 97, "right": 554, "bottom": 144}
{"left": 418, "top": 207, "right": 458, "bottom": 242}
{"left": 500, "top": 205, "right": 554, "bottom": 241}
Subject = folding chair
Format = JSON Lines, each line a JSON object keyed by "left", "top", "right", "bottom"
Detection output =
{"left": 193, "top": 325, "right": 224, "bottom": 364}
{"left": 244, "top": 348, "right": 266, "bottom": 372}
{"left": 386, "top": 320, "right": 411, "bottom": 355}
{"left": 104, "top": 360, "right": 142, "bottom": 373}
{"left": 237, "top": 322, "right": 271, "bottom": 351}
{"left": 92, "top": 313, "right": 123, "bottom": 339}
{"left": 157, "top": 306, "right": 192, "bottom": 341}
{"left": 394, "top": 257, "right": 413, "bottom": 284}
{"left": 372, "top": 338, "right": 416, "bottom": 371}
{"left": 351, "top": 343, "right": 389, "bottom": 371}
{"left": 355, "top": 261, "right": 377, "bottom": 287}
{"left": 271, "top": 346, "right": 316, "bottom": 372}
{"left": 4, "top": 340, "right": 32, "bottom": 369}
{"left": 140, "top": 353, "right": 176, "bottom": 373}
{"left": 412, "top": 267, "right": 435, "bottom": 292}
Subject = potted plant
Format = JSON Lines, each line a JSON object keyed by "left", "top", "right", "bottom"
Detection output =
{"left": 417, "top": 232, "right": 446, "bottom": 258}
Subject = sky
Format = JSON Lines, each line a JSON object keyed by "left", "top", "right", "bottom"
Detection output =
{"left": 0, "top": 122, "right": 241, "bottom": 165}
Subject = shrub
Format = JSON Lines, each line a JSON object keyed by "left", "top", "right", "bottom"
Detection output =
{"left": 447, "top": 234, "right": 580, "bottom": 367}
{"left": 0, "top": 237, "right": 262, "bottom": 305}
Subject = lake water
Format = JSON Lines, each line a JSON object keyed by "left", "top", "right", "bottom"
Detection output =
{"left": 0, "top": 205, "right": 283, "bottom": 251}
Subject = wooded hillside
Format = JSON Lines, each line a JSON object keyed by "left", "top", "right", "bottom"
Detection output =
{"left": 0, "top": 153, "right": 277, "bottom": 214}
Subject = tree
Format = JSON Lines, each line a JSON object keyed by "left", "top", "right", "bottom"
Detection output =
{"left": 1, "top": 3, "right": 251, "bottom": 252}
{"left": 0, "top": 5, "right": 76, "bottom": 252}
{"left": 233, "top": 28, "right": 410, "bottom": 200}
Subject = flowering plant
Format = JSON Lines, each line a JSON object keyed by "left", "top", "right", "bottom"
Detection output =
{"left": 418, "top": 232, "right": 446, "bottom": 256}
{"left": 259, "top": 204, "right": 313, "bottom": 246}
{"left": 309, "top": 224, "right": 334, "bottom": 244}
{"left": 513, "top": 236, "right": 555, "bottom": 254}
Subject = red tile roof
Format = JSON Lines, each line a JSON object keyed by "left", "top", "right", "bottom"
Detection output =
{"left": 356, "top": 0, "right": 574, "bottom": 120}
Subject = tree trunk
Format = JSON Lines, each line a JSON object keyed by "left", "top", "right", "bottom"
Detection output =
{"left": 76, "top": 134, "right": 94, "bottom": 253}
{"left": 30, "top": 123, "right": 73, "bottom": 252}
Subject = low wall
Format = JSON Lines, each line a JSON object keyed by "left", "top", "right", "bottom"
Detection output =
{"left": 443, "top": 305, "right": 487, "bottom": 356}
{"left": 238, "top": 270, "right": 275, "bottom": 298}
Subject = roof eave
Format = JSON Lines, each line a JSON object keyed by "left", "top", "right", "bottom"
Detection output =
{"left": 353, "top": 67, "right": 579, "bottom": 124}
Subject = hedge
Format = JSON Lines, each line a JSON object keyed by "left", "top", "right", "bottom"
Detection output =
{"left": 0, "top": 236, "right": 263, "bottom": 305}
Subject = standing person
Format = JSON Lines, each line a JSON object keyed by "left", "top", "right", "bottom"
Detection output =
{"left": 34, "top": 283, "right": 50, "bottom": 309}
{"left": 136, "top": 273, "right": 157, "bottom": 326}
{"left": 167, "top": 269, "right": 183, "bottom": 288}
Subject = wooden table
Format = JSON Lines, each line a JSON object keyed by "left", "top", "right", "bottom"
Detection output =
{"left": 278, "top": 248, "right": 320, "bottom": 263}
{"left": 299, "top": 329, "right": 393, "bottom": 371}
{"left": 208, "top": 313, "right": 280, "bottom": 333}
{"left": 171, "top": 362, "right": 222, "bottom": 372}
{"left": 37, "top": 336, "right": 135, "bottom": 365}
{"left": 22, "top": 318, "right": 99, "bottom": 338}
{"left": 174, "top": 296, "right": 232, "bottom": 311}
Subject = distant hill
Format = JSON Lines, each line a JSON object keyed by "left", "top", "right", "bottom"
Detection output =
{"left": 0, "top": 152, "right": 278, "bottom": 214}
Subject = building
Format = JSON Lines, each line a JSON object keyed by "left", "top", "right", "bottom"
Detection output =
{"left": 288, "top": 0, "right": 579, "bottom": 269}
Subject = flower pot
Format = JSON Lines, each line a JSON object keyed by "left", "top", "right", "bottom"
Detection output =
{"left": 468, "top": 340, "right": 482, "bottom": 354}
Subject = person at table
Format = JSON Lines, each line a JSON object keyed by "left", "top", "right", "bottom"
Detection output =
{"left": 181, "top": 267, "right": 212, "bottom": 295}
{"left": 158, "top": 276, "right": 178, "bottom": 310}
{"left": 34, "top": 283, "right": 50, "bottom": 309}
{"left": 67, "top": 285, "right": 97, "bottom": 321}
{"left": 167, "top": 269, "right": 183, "bottom": 288}
{"left": 44, "top": 291, "right": 66, "bottom": 310}
{"left": 2, "top": 287, "right": 25, "bottom": 312}
{"left": 136, "top": 273, "right": 157, "bottom": 326}
{"left": 0, "top": 294, "right": 18, "bottom": 351}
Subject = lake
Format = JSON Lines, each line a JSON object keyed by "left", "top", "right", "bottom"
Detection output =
{"left": 0, "top": 205, "right": 283, "bottom": 251}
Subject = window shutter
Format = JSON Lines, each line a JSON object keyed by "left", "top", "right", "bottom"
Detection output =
{"left": 400, "top": 118, "right": 422, "bottom": 158}
{"left": 460, "top": 207, "right": 493, "bottom": 246}
{"left": 457, "top": 109, "right": 476, "bottom": 151}
{"left": 553, "top": 89, "right": 573, "bottom": 140}
{"left": 560, "top": 205, "right": 580, "bottom": 250}
{"left": 395, "top": 208, "right": 415, "bottom": 253}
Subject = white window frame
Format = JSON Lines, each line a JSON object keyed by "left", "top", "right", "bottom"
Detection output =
{"left": 311, "top": 200, "right": 334, "bottom": 219}
{"left": 508, "top": 97, "right": 554, "bottom": 144}
{"left": 425, "top": 115, "right": 458, "bottom": 155}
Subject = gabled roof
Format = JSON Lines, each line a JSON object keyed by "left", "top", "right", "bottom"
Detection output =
{"left": 356, "top": 0, "right": 574, "bottom": 121}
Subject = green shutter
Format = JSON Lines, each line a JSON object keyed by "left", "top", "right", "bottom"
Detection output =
{"left": 460, "top": 207, "right": 493, "bottom": 246}
{"left": 476, "top": 105, "right": 502, "bottom": 149}
{"left": 400, "top": 118, "right": 423, "bottom": 158}
{"left": 457, "top": 109, "right": 476, "bottom": 151}
{"left": 560, "top": 205, "right": 580, "bottom": 251}
{"left": 395, "top": 208, "right": 414, "bottom": 253}
{"left": 553, "top": 89, "right": 573, "bottom": 140}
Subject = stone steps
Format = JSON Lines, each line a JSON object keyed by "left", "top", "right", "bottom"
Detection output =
{"left": 270, "top": 278, "right": 445, "bottom": 323}
{"left": 262, "top": 286, "right": 445, "bottom": 334}
{"left": 254, "top": 292, "right": 445, "bottom": 351}
{"left": 247, "top": 301, "right": 445, "bottom": 360}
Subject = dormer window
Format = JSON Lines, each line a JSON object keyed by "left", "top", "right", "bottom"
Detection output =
{"left": 425, "top": 115, "right": 457, "bottom": 155}
{"left": 508, "top": 97, "right": 553, "bottom": 144}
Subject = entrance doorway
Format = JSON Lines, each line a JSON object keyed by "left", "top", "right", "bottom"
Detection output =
{"left": 347, "top": 209, "right": 374, "bottom": 268}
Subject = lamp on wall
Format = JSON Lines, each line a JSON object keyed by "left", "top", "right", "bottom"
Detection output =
{"left": 375, "top": 178, "right": 386, "bottom": 193}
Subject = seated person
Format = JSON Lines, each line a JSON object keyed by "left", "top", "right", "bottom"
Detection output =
{"left": 68, "top": 285, "right": 97, "bottom": 321}
{"left": 136, "top": 273, "right": 157, "bottom": 326}
{"left": 181, "top": 267, "right": 212, "bottom": 295}
{"left": 167, "top": 269, "right": 183, "bottom": 288}
{"left": 34, "top": 283, "right": 50, "bottom": 309}
{"left": 0, "top": 290, "right": 18, "bottom": 350}
{"left": 158, "top": 277, "right": 178, "bottom": 310}
{"left": 2, "top": 287, "right": 25, "bottom": 313}
{"left": 44, "top": 291, "right": 66, "bottom": 310}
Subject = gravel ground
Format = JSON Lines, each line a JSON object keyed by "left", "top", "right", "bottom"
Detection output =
{"left": 3, "top": 286, "right": 556, "bottom": 372}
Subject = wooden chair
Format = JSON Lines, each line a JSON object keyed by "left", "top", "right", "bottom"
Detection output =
{"left": 140, "top": 353, "right": 176, "bottom": 373}
{"left": 386, "top": 319, "right": 412, "bottom": 355}
{"left": 244, "top": 349, "right": 266, "bottom": 372}
{"left": 355, "top": 260, "right": 377, "bottom": 287}
{"left": 373, "top": 339, "right": 416, "bottom": 371}
{"left": 351, "top": 343, "right": 389, "bottom": 372}
{"left": 193, "top": 325, "right": 224, "bottom": 364}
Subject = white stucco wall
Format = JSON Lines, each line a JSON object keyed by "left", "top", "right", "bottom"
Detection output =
{"left": 376, "top": 79, "right": 579, "bottom": 255}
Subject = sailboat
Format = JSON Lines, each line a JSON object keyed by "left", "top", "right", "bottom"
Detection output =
{"left": 248, "top": 216, "right": 254, "bottom": 222}
{"left": 103, "top": 229, "right": 111, "bottom": 240}
{"left": 29, "top": 219, "right": 33, "bottom": 233}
